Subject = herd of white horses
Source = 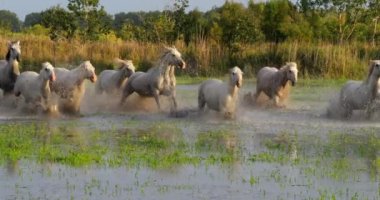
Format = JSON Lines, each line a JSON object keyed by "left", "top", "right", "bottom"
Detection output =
{"left": 1, "top": 40, "right": 380, "bottom": 120}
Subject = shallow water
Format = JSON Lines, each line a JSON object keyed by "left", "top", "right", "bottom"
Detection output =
{"left": 1, "top": 81, "right": 380, "bottom": 199}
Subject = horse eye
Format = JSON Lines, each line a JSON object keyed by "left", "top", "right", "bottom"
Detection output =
{"left": 45, "top": 68, "right": 48, "bottom": 71}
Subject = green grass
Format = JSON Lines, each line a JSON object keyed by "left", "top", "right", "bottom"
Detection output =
{"left": 1, "top": 119, "right": 380, "bottom": 185}
{"left": 0, "top": 121, "right": 240, "bottom": 168}
{"left": 176, "top": 75, "right": 215, "bottom": 85}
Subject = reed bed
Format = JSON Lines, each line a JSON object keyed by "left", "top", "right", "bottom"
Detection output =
{"left": 1, "top": 35, "right": 379, "bottom": 79}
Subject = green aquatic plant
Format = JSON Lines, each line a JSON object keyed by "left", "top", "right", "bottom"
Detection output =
{"left": 195, "top": 129, "right": 240, "bottom": 164}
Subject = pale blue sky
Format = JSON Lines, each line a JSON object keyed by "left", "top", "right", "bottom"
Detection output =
{"left": 0, "top": 0, "right": 251, "bottom": 21}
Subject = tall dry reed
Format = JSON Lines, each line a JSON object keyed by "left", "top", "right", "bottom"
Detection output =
{"left": 1, "top": 34, "right": 379, "bottom": 79}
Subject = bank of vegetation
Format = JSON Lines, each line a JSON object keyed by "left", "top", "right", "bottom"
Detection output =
{"left": 1, "top": 0, "right": 380, "bottom": 79}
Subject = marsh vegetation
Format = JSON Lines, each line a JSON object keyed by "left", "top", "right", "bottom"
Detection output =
{"left": 1, "top": 81, "right": 380, "bottom": 199}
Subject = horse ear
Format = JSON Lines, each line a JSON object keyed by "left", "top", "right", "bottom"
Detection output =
{"left": 7, "top": 41, "right": 12, "bottom": 47}
{"left": 114, "top": 58, "right": 126, "bottom": 69}
{"left": 16, "top": 41, "right": 20, "bottom": 46}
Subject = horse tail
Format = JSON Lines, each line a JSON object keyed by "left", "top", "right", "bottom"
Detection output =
{"left": 198, "top": 83, "right": 206, "bottom": 110}
{"left": 14, "top": 89, "right": 21, "bottom": 97}
{"left": 94, "top": 79, "right": 103, "bottom": 95}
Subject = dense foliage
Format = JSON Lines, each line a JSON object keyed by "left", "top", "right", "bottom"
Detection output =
{"left": 0, "top": 0, "right": 379, "bottom": 44}
{"left": 1, "top": 0, "right": 380, "bottom": 79}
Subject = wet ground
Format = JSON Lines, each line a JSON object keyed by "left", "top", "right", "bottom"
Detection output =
{"left": 1, "top": 80, "right": 380, "bottom": 199}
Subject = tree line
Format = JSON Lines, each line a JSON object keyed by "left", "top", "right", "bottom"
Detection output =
{"left": 0, "top": 0, "right": 379, "bottom": 46}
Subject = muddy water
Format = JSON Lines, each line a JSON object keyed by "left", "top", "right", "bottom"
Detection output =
{"left": 1, "top": 81, "right": 380, "bottom": 199}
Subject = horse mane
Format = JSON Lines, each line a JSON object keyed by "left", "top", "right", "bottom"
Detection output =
{"left": 5, "top": 48, "right": 19, "bottom": 62}
{"left": 114, "top": 58, "right": 134, "bottom": 71}
{"left": 159, "top": 47, "right": 172, "bottom": 61}
{"left": 5, "top": 41, "right": 20, "bottom": 62}
{"left": 5, "top": 50, "right": 10, "bottom": 61}
{"left": 75, "top": 60, "right": 91, "bottom": 71}
{"left": 276, "top": 65, "right": 290, "bottom": 87}
{"left": 280, "top": 62, "right": 297, "bottom": 70}
{"left": 366, "top": 61, "right": 376, "bottom": 82}
{"left": 158, "top": 46, "right": 180, "bottom": 65}
{"left": 149, "top": 47, "right": 173, "bottom": 76}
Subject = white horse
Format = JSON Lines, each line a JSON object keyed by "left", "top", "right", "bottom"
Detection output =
{"left": 328, "top": 60, "right": 380, "bottom": 119}
{"left": 253, "top": 62, "right": 298, "bottom": 108}
{"left": 50, "top": 61, "right": 97, "bottom": 114}
{"left": 198, "top": 66, "right": 243, "bottom": 119}
{"left": 0, "top": 41, "right": 21, "bottom": 95}
{"left": 120, "top": 47, "right": 186, "bottom": 112}
{"left": 14, "top": 62, "right": 56, "bottom": 112}
{"left": 95, "top": 59, "right": 135, "bottom": 95}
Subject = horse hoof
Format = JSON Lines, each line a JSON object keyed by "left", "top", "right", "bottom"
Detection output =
{"left": 169, "top": 110, "right": 188, "bottom": 118}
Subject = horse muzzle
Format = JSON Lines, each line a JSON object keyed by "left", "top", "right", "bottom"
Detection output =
{"left": 90, "top": 74, "right": 97, "bottom": 83}
{"left": 50, "top": 73, "right": 56, "bottom": 82}
{"left": 236, "top": 81, "right": 242, "bottom": 88}
{"left": 291, "top": 81, "right": 296, "bottom": 86}
{"left": 178, "top": 61, "right": 186, "bottom": 69}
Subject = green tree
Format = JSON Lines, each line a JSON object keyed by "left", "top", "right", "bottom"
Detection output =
{"left": 182, "top": 9, "right": 209, "bottom": 45}
{"left": 171, "top": 0, "right": 189, "bottom": 42}
{"left": 301, "top": 0, "right": 368, "bottom": 43}
{"left": 0, "top": 10, "right": 21, "bottom": 32}
{"left": 218, "top": 2, "right": 264, "bottom": 48}
{"left": 144, "top": 14, "right": 175, "bottom": 43}
{"left": 204, "top": 8, "right": 223, "bottom": 43}
{"left": 22, "top": 24, "right": 50, "bottom": 36}
{"left": 67, "top": 0, "right": 111, "bottom": 41}
{"left": 368, "top": 0, "right": 380, "bottom": 45}
{"left": 41, "top": 6, "right": 77, "bottom": 41}
{"left": 261, "top": 0, "right": 312, "bottom": 42}
{"left": 113, "top": 12, "right": 145, "bottom": 31}
{"left": 24, "top": 12, "right": 43, "bottom": 27}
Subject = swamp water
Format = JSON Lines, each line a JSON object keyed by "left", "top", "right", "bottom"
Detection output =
{"left": 0, "top": 81, "right": 380, "bottom": 199}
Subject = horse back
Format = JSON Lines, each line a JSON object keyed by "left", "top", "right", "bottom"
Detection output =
{"left": 257, "top": 67, "right": 277, "bottom": 80}
{"left": 15, "top": 71, "right": 39, "bottom": 88}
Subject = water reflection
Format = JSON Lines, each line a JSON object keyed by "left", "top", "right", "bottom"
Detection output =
{"left": 0, "top": 120, "right": 380, "bottom": 199}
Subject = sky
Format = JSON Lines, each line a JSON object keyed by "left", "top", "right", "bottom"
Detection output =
{"left": 0, "top": 0, "right": 251, "bottom": 21}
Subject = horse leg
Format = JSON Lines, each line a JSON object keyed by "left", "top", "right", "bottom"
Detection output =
{"left": 198, "top": 90, "right": 206, "bottom": 113}
{"left": 271, "top": 94, "right": 280, "bottom": 108}
{"left": 120, "top": 86, "right": 133, "bottom": 106}
{"left": 365, "top": 103, "right": 375, "bottom": 119}
{"left": 253, "top": 88, "right": 261, "bottom": 103}
{"left": 341, "top": 106, "right": 352, "bottom": 119}
{"left": 94, "top": 83, "right": 103, "bottom": 95}
{"left": 170, "top": 90, "right": 177, "bottom": 112}
{"left": 153, "top": 90, "right": 161, "bottom": 111}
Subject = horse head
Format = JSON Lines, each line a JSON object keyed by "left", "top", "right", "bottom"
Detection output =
{"left": 162, "top": 47, "right": 186, "bottom": 69}
{"left": 282, "top": 62, "right": 298, "bottom": 86}
{"left": 115, "top": 58, "right": 135, "bottom": 78}
{"left": 81, "top": 61, "right": 97, "bottom": 83}
{"left": 41, "top": 62, "right": 56, "bottom": 82}
{"left": 6, "top": 41, "right": 21, "bottom": 77}
{"left": 369, "top": 60, "right": 380, "bottom": 78}
{"left": 6, "top": 41, "right": 21, "bottom": 62}
{"left": 230, "top": 66, "right": 243, "bottom": 88}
